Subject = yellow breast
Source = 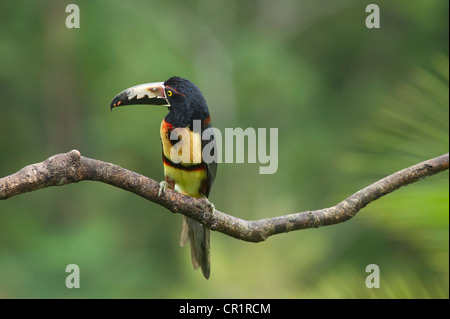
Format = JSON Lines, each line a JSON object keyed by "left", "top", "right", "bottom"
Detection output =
{"left": 160, "top": 119, "right": 207, "bottom": 198}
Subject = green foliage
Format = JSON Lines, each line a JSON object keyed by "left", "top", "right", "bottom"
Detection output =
{"left": 0, "top": 0, "right": 448, "bottom": 298}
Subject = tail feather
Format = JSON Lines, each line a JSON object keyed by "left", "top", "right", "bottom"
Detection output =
{"left": 179, "top": 217, "right": 189, "bottom": 247}
{"left": 180, "top": 216, "right": 210, "bottom": 279}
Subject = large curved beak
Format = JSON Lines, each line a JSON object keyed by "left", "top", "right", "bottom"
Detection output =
{"left": 110, "top": 82, "right": 169, "bottom": 110}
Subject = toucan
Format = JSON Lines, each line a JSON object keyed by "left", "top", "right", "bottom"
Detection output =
{"left": 110, "top": 76, "right": 217, "bottom": 279}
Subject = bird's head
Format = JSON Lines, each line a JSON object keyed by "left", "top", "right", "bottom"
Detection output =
{"left": 111, "top": 76, "right": 210, "bottom": 128}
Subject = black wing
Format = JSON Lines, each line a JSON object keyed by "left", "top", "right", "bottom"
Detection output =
{"left": 201, "top": 123, "right": 217, "bottom": 198}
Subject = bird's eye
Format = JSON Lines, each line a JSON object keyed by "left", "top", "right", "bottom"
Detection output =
{"left": 167, "top": 90, "right": 173, "bottom": 97}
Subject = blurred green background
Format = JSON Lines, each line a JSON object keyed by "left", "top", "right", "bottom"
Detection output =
{"left": 0, "top": 0, "right": 448, "bottom": 298}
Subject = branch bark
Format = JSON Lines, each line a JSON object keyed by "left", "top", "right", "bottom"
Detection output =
{"left": 0, "top": 150, "right": 448, "bottom": 242}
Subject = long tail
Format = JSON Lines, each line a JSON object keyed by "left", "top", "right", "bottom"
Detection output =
{"left": 180, "top": 216, "right": 210, "bottom": 279}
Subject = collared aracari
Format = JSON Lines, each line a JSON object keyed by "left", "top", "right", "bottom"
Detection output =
{"left": 110, "top": 76, "right": 217, "bottom": 279}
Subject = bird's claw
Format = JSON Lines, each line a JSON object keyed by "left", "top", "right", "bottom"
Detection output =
{"left": 158, "top": 181, "right": 170, "bottom": 197}
{"left": 205, "top": 198, "right": 215, "bottom": 215}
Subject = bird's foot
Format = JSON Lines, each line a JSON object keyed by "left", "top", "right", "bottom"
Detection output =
{"left": 158, "top": 181, "right": 170, "bottom": 197}
{"left": 204, "top": 198, "right": 216, "bottom": 215}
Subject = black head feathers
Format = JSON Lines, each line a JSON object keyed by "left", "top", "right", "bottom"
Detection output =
{"left": 164, "top": 76, "right": 210, "bottom": 128}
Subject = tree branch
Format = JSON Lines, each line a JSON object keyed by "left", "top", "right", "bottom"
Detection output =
{"left": 0, "top": 150, "right": 448, "bottom": 242}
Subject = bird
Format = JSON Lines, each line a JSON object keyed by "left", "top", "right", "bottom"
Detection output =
{"left": 110, "top": 76, "right": 217, "bottom": 279}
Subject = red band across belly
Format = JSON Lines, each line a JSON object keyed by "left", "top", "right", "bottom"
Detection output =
{"left": 162, "top": 154, "right": 206, "bottom": 171}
